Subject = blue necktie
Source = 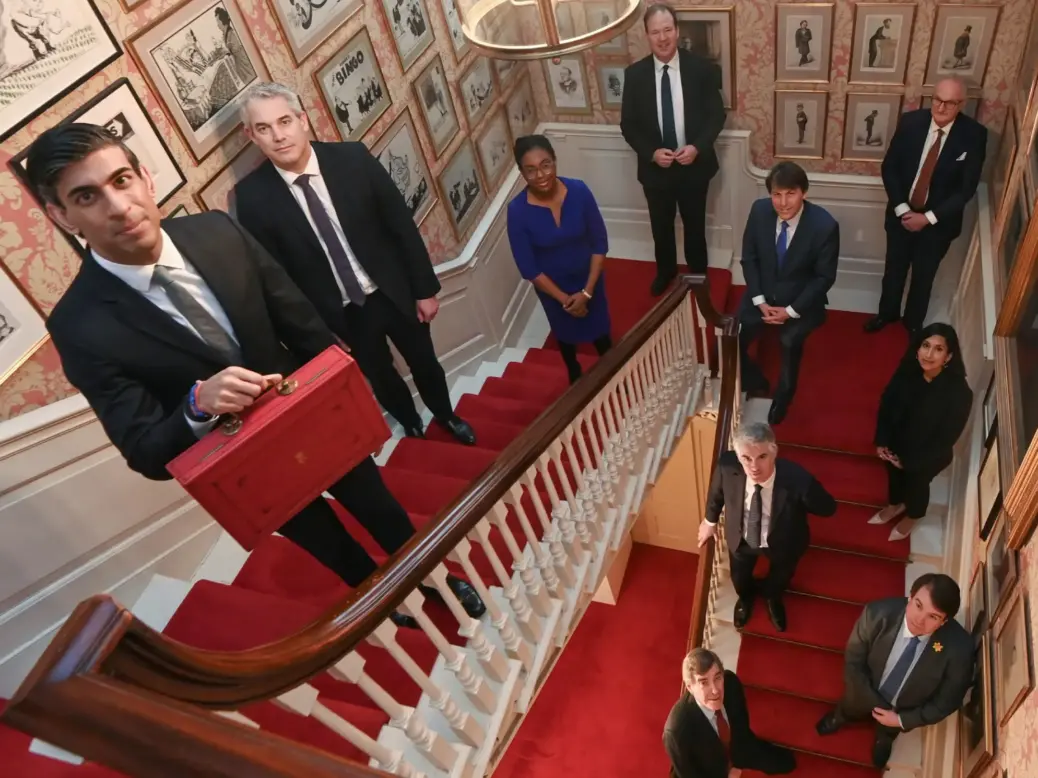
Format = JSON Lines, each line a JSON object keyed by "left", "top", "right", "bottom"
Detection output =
{"left": 660, "top": 65, "right": 678, "bottom": 150}
{"left": 294, "top": 174, "right": 366, "bottom": 306}
{"left": 879, "top": 636, "right": 921, "bottom": 704}
{"left": 776, "top": 221, "right": 789, "bottom": 267}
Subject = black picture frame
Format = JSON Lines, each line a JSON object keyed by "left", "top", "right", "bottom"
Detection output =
{"left": 978, "top": 432, "right": 1003, "bottom": 542}
{"left": 0, "top": 0, "right": 122, "bottom": 142}
{"left": 982, "top": 373, "right": 998, "bottom": 447}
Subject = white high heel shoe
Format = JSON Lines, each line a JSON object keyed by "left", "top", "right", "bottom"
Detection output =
{"left": 868, "top": 504, "right": 906, "bottom": 525}
{"left": 888, "top": 517, "right": 918, "bottom": 541}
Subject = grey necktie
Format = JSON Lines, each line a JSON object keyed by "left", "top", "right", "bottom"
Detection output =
{"left": 294, "top": 174, "right": 367, "bottom": 306}
{"left": 745, "top": 483, "right": 763, "bottom": 549}
{"left": 151, "top": 265, "right": 242, "bottom": 365}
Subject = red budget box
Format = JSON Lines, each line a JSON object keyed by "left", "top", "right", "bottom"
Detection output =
{"left": 167, "top": 346, "right": 390, "bottom": 550}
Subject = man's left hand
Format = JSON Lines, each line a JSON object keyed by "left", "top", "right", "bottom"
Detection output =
{"left": 417, "top": 297, "right": 440, "bottom": 323}
{"left": 900, "top": 212, "right": 929, "bottom": 232}
{"left": 872, "top": 707, "right": 900, "bottom": 729}
{"left": 762, "top": 305, "right": 790, "bottom": 324}
{"left": 674, "top": 145, "right": 699, "bottom": 165}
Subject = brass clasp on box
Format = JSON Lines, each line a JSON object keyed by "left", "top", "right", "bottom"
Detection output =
{"left": 220, "top": 378, "right": 297, "bottom": 436}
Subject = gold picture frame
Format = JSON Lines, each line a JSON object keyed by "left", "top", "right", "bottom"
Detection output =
{"left": 923, "top": 4, "right": 1001, "bottom": 88}
{"left": 775, "top": 3, "right": 835, "bottom": 84}
{"left": 848, "top": 4, "right": 916, "bottom": 86}
{"left": 840, "top": 92, "right": 903, "bottom": 162}
{"left": 774, "top": 90, "right": 827, "bottom": 160}
{"left": 995, "top": 594, "right": 1034, "bottom": 727}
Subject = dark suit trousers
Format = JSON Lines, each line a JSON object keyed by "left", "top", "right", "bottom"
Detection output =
{"left": 277, "top": 457, "right": 415, "bottom": 587}
{"left": 834, "top": 695, "right": 902, "bottom": 745}
{"left": 878, "top": 224, "right": 953, "bottom": 330}
{"left": 738, "top": 307, "right": 822, "bottom": 405}
{"left": 729, "top": 540, "right": 800, "bottom": 601}
{"left": 341, "top": 290, "right": 453, "bottom": 428}
{"left": 643, "top": 169, "right": 710, "bottom": 275}
{"left": 886, "top": 461, "right": 941, "bottom": 518}
{"left": 738, "top": 740, "right": 797, "bottom": 775}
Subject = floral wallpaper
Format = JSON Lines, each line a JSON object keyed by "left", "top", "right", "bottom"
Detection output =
{"left": 532, "top": 0, "right": 1033, "bottom": 176}
{"left": 0, "top": 0, "right": 535, "bottom": 421}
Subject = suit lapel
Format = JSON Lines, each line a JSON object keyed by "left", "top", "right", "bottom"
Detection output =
{"left": 933, "top": 119, "right": 965, "bottom": 178}
{"left": 869, "top": 608, "right": 906, "bottom": 680}
{"left": 906, "top": 114, "right": 931, "bottom": 172}
{"left": 901, "top": 623, "right": 950, "bottom": 696}
{"left": 768, "top": 462, "right": 789, "bottom": 540}
{"left": 780, "top": 204, "right": 811, "bottom": 271}
{"left": 259, "top": 160, "right": 325, "bottom": 255}
{"left": 731, "top": 465, "right": 746, "bottom": 530}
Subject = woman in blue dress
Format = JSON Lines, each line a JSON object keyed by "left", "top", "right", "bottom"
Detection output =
{"left": 506, "top": 135, "right": 612, "bottom": 383}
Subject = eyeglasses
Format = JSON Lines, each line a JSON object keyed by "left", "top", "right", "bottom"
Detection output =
{"left": 931, "top": 98, "right": 962, "bottom": 109}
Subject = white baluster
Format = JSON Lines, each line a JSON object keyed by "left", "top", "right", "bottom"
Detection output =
{"left": 488, "top": 502, "right": 554, "bottom": 616}
{"left": 506, "top": 483, "right": 562, "bottom": 596}
{"left": 471, "top": 513, "right": 544, "bottom": 639}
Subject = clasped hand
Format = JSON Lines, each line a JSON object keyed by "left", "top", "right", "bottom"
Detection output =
{"left": 653, "top": 146, "right": 698, "bottom": 168}
{"left": 195, "top": 366, "right": 283, "bottom": 416}
{"left": 876, "top": 446, "right": 903, "bottom": 469}
{"left": 758, "top": 303, "right": 790, "bottom": 325}
{"left": 900, "top": 212, "right": 929, "bottom": 232}
{"left": 563, "top": 293, "right": 589, "bottom": 317}
{"left": 871, "top": 707, "right": 900, "bottom": 729}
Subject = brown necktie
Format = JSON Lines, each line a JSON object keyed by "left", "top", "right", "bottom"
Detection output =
{"left": 715, "top": 711, "right": 730, "bottom": 752}
{"left": 909, "top": 129, "right": 944, "bottom": 210}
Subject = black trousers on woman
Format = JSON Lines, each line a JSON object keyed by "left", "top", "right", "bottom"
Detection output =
{"left": 558, "top": 335, "right": 612, "bottom": 383}
{"left": 886, "top": 461, "right": 943, "bottom": 519}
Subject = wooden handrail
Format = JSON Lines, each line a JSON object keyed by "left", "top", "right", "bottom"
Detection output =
{"left": 3, "top": 276, "right": 732, "bottom": 776}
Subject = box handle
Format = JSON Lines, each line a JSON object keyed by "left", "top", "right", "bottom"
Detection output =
{"left": 220, "top": 378, "right": 297, "bottom": 437}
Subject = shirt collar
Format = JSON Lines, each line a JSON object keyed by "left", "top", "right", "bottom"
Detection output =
{"left": 746, "top": 469, "right": 777, "bottom": 493}
{"left": 654, "top": 53, "right": 680, "bottom": 73}
{"left": 274, "top": 143, "right": 321, "bottom": 188}
{"left": 779, "top": 206, "right": 804, "bottom": 230}
{"left": 697, "top": 701, "right": 726, "bottom": 721}
{"left": 929, "top": 117, "right": 954, "bottom": 138}
{"left": 91, "top": 229, "right": 183, "bottom": 293}
{"left": 901, "top": 616, "right": 932, "bottom": 645}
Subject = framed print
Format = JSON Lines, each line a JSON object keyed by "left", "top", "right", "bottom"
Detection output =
{"left": 978, "top": 435, "right": 1002, "bottom": 540}
{"left": 775, "top": 3, "right": 834, "bottom": 84}
{"left": 314, "top": 28, "right": 391, "bottom": 143}
{"left": 597, "top": 63, "right": 626, "bottom": 108}
{"left": 542, "top": 56, "right": 591, "bottom": 115}
{"left": 982, "top": 372, "right": 997, "bottom": 445}
{"left": 0, "top": 0, "right": 121, "bottom": 142}
{"left": 841, "top": 93, "right": 902, "bottom": 162}
{"left": 968, "top": 561, "right": 988, "bottom": 637}
{"left": 586, "top": 1, "right": 628, "bottom": 55}
{"left": 995, "top": 595, "right": 1034, "bottom": 726}
{"left": 999, "top": 179, "right": 1029, "bottom": 279}
{"left": 958, "top": 633, "right": 995, "bottom": 778}
{"left": 774, "top": 91, "right": 826, "bottom": 160}
{"left": 494, "top": 58, "right": 521, "bottom": 92}
{"left": 1016, "top": 5, "right": 1038, "bottom": 118}
{"left": 991, "top": 110, "right": 1018, "bottom": 219}
{"left": 0, "top": 265, "right": 47, "bottom": 386}
{"left": 167, "top": 203, "right": 194, "bottom": 218}
{"left": 437, "top": 139, "right": 486, "bottom": 239}
{"left": 128, "top": 0, "right": 269, "bottom": 162}
{"left": 118, "top": 0, "right": 149, "bottom": 9}
{"left": 412, "top": 54, "right": 460, "bottom": 158}
{"left": 439, "top": 0, "right": 471, "bottom": 61}
{"left": 506, "top": 76, "right": 537, "bottom": 139}
{"left": 194, "top": 141, "right": 266, "bottom": 216}
{"left": 460, "top": 57, "right": 497, "bottom": 126}
{"left": 848, "top": 4, "right": 915, "bottom": 85}
{"left": 379, "top": 0, "right": 434, "bottom": 73}
{"left": 371, "top": 108, "right": 436, "bottom": 226}
{"left": 675, "top": 8, "right": 735, "bottom": 109}
{"left": 920, "top": 94, "right": 980, "bottom": 120}
{"left": 475, "top": 107, "right": 512, "bottom": 190}
{"left": 986, "top": 513, "right": 1020, "bottom": 620}
{"left": 924, "top": 5, "right": 1001, "bottom": 88}
{"left": 267, "top": 0, "right": 362, "bottom": 66}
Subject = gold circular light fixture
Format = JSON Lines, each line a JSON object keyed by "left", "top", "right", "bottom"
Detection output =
{"left": 458, "top": 0, "right": 644, "bottom": 61}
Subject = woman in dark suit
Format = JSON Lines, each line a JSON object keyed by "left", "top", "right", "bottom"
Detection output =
{"left": 870, "top": 323, "right": 973, "bottom": 540}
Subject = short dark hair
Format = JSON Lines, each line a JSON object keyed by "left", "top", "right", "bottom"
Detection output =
{"left": 901, "top": 322, "right": 968, "bottom": 379}
{"left": 911, "top": 573, "right": 961, "bottom": 619}
{"left": 643, "top": 3, "right": 677, "bottom": 29}
{"left": 513, "top": 134, "right": 555, "bottom": 167}
{"left": 681, "top": 648, "right": 723, "bottom": 684}
{"left": 765, "top": 161, "right": 810, "bottom": 194}
{"left": 26, "top": 123, "right": 141, "bottom": 206}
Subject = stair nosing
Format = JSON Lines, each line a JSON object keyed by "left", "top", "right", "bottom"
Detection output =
{"left": 739, "top": 629, "right": 846, "bottom": 655}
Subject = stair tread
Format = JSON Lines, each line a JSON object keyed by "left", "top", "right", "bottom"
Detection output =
{"left": 791, "top": 547, "right": 905, "bottom": 605}
{"left": 424, "top": 417, "right": 526, "bottom": 450}
{"left": 455, "top": 393, "right": 545, "bottom": 426}
{"left": 781, "top": 447, "right": 888, "bottom": 506}
{"left": 744, "top": 751, "right": 880, "bottom": 778}
{"left": 739, "top": 635, "right": 845, "bottom": 703}
{"left": 523, "top": 348, "right": 597, "bottom": 370}
{"left": 384, "top": 437, "right": 497, "bottom": 480}
{"left": 479, "top": 375, "right": 561, "bottom": 406}
{"left": 809, "top": 504, "right": 909, "bottom": 560}
{"left": 380, "top": 469, "right": 469, "bottom": 516}
{"left": 742, "top": 592, "right": 862, "bottom": 652}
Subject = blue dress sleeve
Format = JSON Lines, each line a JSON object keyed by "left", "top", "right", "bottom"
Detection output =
{"left": 578, "top": 180, "right": 609, "bottom": 255}
{"left": 506, "top": 198, "right": 540, "bottom": 280}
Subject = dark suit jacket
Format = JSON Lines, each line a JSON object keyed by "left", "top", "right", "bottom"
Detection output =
{"left": 705, "top": 450, "right": 837, "bottom": 559}
{"left": 738, "top": 198, "right": 840, "bottom": 325}
{"left": 663, "top": 672, "right": 764, "bottom": 778}
{"left": 46, "top": 212, "right": 336, "bottom": 481}
{"left": 234, "top": 142, "right": 440, "bottom": 336}
{"left": 842, "top": 597, "right": 973, "bottom": 731}
{"left": 620, "top": 49, "right": 726, "bottom": 188}
{"left": 880, "top": 109, "right": 987, "bottom": 241}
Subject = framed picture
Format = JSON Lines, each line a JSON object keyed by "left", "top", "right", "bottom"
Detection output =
{"left": 0, "top": 0, "right": 121, "bottom": 142}
{"left": 194, "top": 141, "right": 266, "bottom": 216}
{"left": 459, "top": 57, "right": 497, "bottom": 127}
{"left": 439, "top": 0, "right": 471, "bottom": 61}
{"left": 438, "top": 139, "right": 486, "bottom": 239}
{"left": 166, "top": 203, "right": 194, "bottom": 218}
{"left": 379, "top": 0, "right": 434, "bottom": 73}
{"left": 986, "top": 513, "right": 1020, "bottom": 621}
{"left": 920, "top": 94, "right": 981, "bottom": 120}
{"left": 968, "top": 561, "right": 988, "bottom": 637}
{"left": 675, "top": 8, "right": 735, "bottom": 109}
{"left": 495, "top": 58, "right": 521, "bottom": 92}
{"left": 848, "top": 4, "right": 915, "bottom": 85}
{"left": 586, "top": 1, "right": 628, "bottom": 56}
{"left": 774, "top": 91, "right": 827, "bottom": 160}
{"left": 371, "top": 108, "right": 436, "bottom": 226}
{"left": 991, "top": 110, "right": 1018, "bottom": 219}
{"left": 597, "top": 63, "right": 626, "bottom": 108}
{"left": 412, "top": 54, "right": 460, "bottom": 158}
{"left": 0, "top": 265, "right": 47, "bottom": 386}
{"left": 995, "top": 595, "right": 1034, "bottom": 726}
{"left": 1016, "top": 5, "right": 1038, "bottom": 118}
{"left": 314, "top": 28, "right": 391, "bottom": 143}
{"left": 475, "top": 107, "right": 513, "bottom": 190}
{"left": 775, "top": 3, "right": 834, "bottom": 84}
{"left": 542, "top": 56, "right": 592, "bottom": 115}
{"left": 841, "top": 93, "right": 903, "bottom": 162}
{"left": 982, "top": 373, "right": 998, "bottom": 445}
{"left": 266, "top": 0, "right": 361, "bottom": 66}
{"left": 506, "top": 76, "right": 537, "bottom": 140}
{"left": 999, "top": 179, "right": 1029, "bottom": 279}
{"left": 978, "top": 435, "right": 1002, "bottom": 540}
{"left": 958, "top": 633, "right": 995, "bottom": 778}
{"left": 118, "top": 0, "right": 149, "bottom": 9}
{"left": 127, "top": 0, "right": 269, "bottom": 162}
{"left": 924, "top": 4, "right": 1001, "bottom": 88}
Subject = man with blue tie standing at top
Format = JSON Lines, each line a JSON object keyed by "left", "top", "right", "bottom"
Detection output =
{"left": 737, "top": 162, "right": 839, "bottom": 425}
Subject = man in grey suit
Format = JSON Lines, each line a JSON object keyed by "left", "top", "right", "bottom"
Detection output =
{"left": 816, "top": 573, "right": 973, "bottom": 768}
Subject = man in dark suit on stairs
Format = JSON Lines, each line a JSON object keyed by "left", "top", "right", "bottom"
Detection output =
{"left": 698, "top": 422, "right": 836, "bottom": 633}
{"left": 738, "top": 162, "right": 839, "bottom": 425}
{"left": 664, "top": 647, "right": 795, "bottom": 777}
{"left": 816, "top": 573, "right": 973, "bottom": 768}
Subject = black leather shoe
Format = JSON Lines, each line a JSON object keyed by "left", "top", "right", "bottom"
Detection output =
{"left": 863, "top": 315, "right": 897, "bottom": 333}
{"left": 733, "top": 597, "right": 753, "bottom": 629}
{"left": 767, "top": 597, "right": 787, "bottom": 632}
{"left": 390, "top": 610, "right": 419, "bottom": 629}
{"left": 815, "top": 711, "right": 842, "bottom": 736}
{"left": 419, "top": 575, "right": 487, "bottom": 619}
{"left": 438, "top": 416, "right": 477, "bottom": 446}
{"left": 404, "top": 424, "right": 425, "bottom": 439}
{"left": 767, "top": 399, "right": 788, "bottom": 425}
{"left": 872, "top": 735, "right": 895, "bottom": 768}
{"left": 650, "top": 272, "right": 676, "bottom": 297}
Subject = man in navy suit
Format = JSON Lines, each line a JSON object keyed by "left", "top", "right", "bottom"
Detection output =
{"left": 738, "top": 162, "right": 839, "bottom": 425}
{"left": 864, "top": 77, "right": 986, "bottom": 336}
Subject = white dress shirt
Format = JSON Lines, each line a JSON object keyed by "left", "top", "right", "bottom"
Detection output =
{"left": 751, "top": 207, "right": 803, "bottom": 320}
{"left": 275, "top": 148, "right": 377, "bottom": 304}
{"left": 697, "top": 702, "right": 729, "bottom": 735}
{"left": 878, "top": 617, "right": 931, "bottom": 727}
{"left": 654, "top": 54, "right": 686, "bottom": 149}
{"left": 743, "top": 470, "right": 776, "bottom": 548}
{"left": 894, "top": 118, "right": 954, "bottom": 226}
{"left": 92, "top": 232, "right": 236, "bottom": 436}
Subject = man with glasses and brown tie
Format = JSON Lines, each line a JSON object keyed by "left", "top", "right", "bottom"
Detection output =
{"left": 864, "top": 77, "right": 986, "bottom": 338}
